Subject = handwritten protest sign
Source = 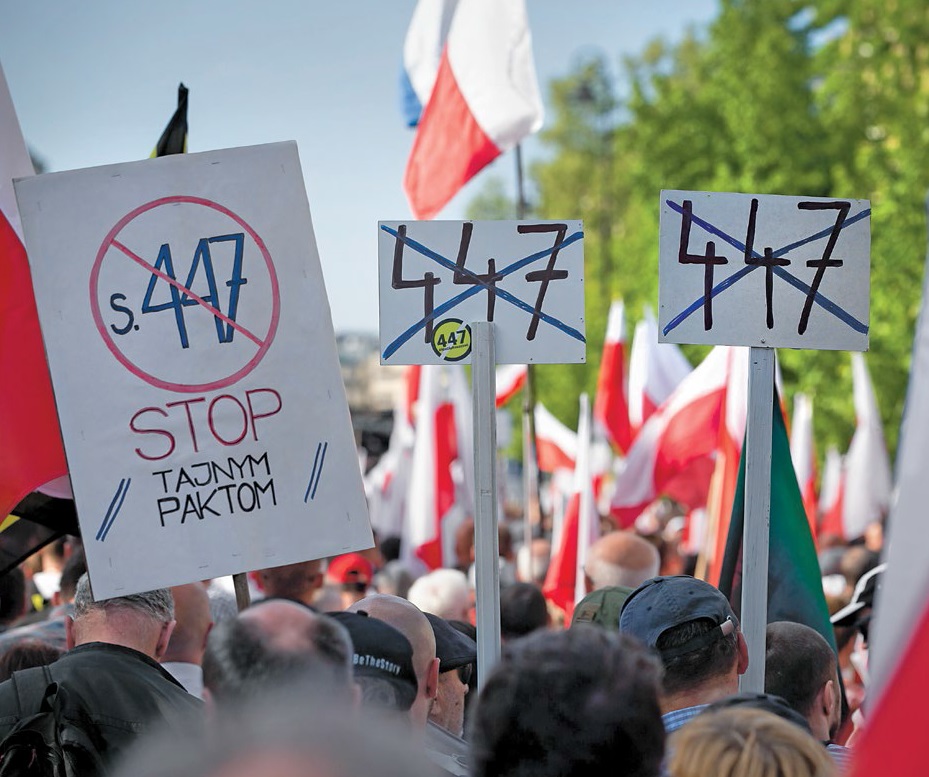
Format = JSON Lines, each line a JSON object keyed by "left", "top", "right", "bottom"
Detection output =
{"left": 378, "top": 220, "right": 585, "bottom": 365}
{"left": 15, "top": 142, "right": 373, "bottom": 599}
{"left": 658, "top": 190, "right": 870, "bottom": 351}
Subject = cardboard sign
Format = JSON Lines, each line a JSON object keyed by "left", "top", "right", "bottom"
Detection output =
{"left": 15, "top": 142, "right": 373, "bottom": 599}
{"left": 378, "top": 220, "right": 586, "bottom": 365}
{"left": 658, "top": 190, "right": 870, "bottom": 350}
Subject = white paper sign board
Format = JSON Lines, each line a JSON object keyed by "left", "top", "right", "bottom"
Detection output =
{"left": 658, "top": 190, "right": 870, "bottom": 351}
{"left": 15, "top": 142, "right": 373, "bottom": 599}
{"left": 378, "top": 220, "right": 586, "bottom": 365}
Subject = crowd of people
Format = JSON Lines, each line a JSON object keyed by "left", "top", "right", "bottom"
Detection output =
{"left": 0, "top": 516, "right": 883, "bottom": 777}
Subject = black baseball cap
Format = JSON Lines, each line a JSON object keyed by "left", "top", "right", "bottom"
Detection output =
{"left": 619, "top": 575, "right": 738, "bottom": 659}
{"left": 425, "top": 612, "right": 476, "bottom": 673}
{"left": 328, "top": 610, "right": 418, "bottom": 710}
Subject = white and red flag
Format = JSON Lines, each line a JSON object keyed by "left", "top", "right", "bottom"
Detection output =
{"left": 401, "top": 365, "right": 473, "bottom": 570}
{"left": 402, "top": 0, "right": 544, "bottom": 219}
{"left": 593, "top": 300, "right": 632, "bottom": 453}
{"left": 627, "top": 306, "right": 692, "bottom": 436}
{"left": 495, "top": 364, "right": 527, "bottom": 408}
{"left": 0, "top": 62, "right": 67, "bottom": 519}
{"left": 789, "top": 392, "right": 818, "bottom": 540}
{"left": 817, "top": 445, "right": 845, "bottom": 540}
{"left": 534, "top": 402, "right": 577, "bottom": 474}
{"left": 848, "top": 249, "right": 929, "bottom": 777}
{"left": 610, "top": 346, "right": 744, "bottom": 529}
{"left": 543, "top": 394, "right": 598, "bottom": 620}
{"left": 842, "top": 352, "right": 892, "bottom": 540}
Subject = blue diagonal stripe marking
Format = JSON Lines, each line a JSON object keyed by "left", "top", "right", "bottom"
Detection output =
{"left": 96, "top": 478, "right": 130, "bottom": 542}
{"left": 311, "top": 442, "right": 328, "bottom": 500}
{"left": 380, "top": 226, "right": 586, "bottom": 360}
{"left": 305, "top": 443, "right": 324, "bottom": 503}
{"left": 662, "top": 199, "right": 870, "bottom": 336}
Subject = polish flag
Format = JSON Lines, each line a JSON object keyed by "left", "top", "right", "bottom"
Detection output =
{"left": 593, "top": 300, "right": 632, "bottom": 453}
{"left": 400, "top": 0, "right": 459, "bottom": 128}
{"left": 817, "top": 446, "right": 845, "bottom": 540}
{"left": 402, "top": 365, "right": 473, "bottom": 570}
{"left": 849, "top": 253, "right": 929, "bottom": 777}
{"left": 842, "top": 353, "right": 892, "bottom": 540}
{"left": 0, "top": 62, "right": 67, "bottom": 519}
{"left": 627, "top": 307, "right": 692, "bottom": 435}
{"left": 495, "top": 364, "right": 527, "bottom": 408}
{"left": 543, "top": 394, "right": 598, "bottom": 620}
{"left": 403, "top": 0, "right": 544, "bottom": 219}
{"left": 789, "top": 393, "right": 818, "bottom": 540}
{"left": 611, "top": 347, "right": 743, "bottom": 529}
{"left": 534, "top": 403, "right": 577, "bottom": 474}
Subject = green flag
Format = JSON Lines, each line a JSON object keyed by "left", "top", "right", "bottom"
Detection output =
{"left": 718, "top": 386, "right": 835, "bottom": 650}
{"left": 152, "top": 83, "right": 188, "bottom": 157}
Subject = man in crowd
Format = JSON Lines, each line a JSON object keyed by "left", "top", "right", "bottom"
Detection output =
{"left": 470, "top": 626, "right": 665, "bottom": 777}
{"left": 202, "top": 598, "right": 354, "bottom": 707}
{"left": 765, "top": 620, "right": 850, "bottom": 766}
{"left": 255, "top": 559, "right": 324, "bottom": 608}
{"left": 0, "top": 573, "right": 201, "bottom": 768}
{"left": 160, "top": 582, "right": 213, "bottom": 698}
{"left": 584, "top": 530, "right": 661, "bottom": 592}
{"left": 347, "top": 594, "right": 438, "bottom": 729}
{"left": 619, "top": 575, "right": 748, "bottom": 732}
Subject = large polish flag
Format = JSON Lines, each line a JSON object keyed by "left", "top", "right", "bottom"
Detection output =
{"left": 534, "top": 403, "right": 577, "bottom": 474}
{"left": 401, "top": 365, "right": 473, "bottom": 570}
{"left": 403, "top": 0, "right": 544, "bottom": 219}
{"left": 0, "top": 63, "right": 67, "bottom": 520}
{"left": 842, "top": 353, "right": 892, "bottom": 540}
{"left": 627, "top": 307, "right": 692, "bottom": 435}
{"left": 789, "top": 392, "right": 818, "bottom": 540}
{"left": 849, "top": 250, "right": 929, "bottom": 777}
{"left": 593, "top": 300, "right": 632, "bottom": 454}
{"left": 400, "top": 0, "right": 459, "bottom": 128}
{"left": 610, "top": 346, "right": 740, "bottom": 529}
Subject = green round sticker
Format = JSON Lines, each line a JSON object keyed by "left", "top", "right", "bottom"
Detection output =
{"left": 431, "top": 319, "right": 472, "bottom": 361}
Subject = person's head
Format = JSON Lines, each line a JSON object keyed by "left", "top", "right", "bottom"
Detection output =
{"left": 372, "top": 560, "right": 414, "bottom": 600}
{"left": 347, "top": 594, "right": 439, "bottom": 728}
{"left": 406, "top": 568, "right": 471, "bottom": 621}
{"left": 112, "top": 693, "right": 435, "bottom": 777}
{"left": 0, "top": 639, "right": 63, "bottom": 681}
{"left": 67, "top": 574, "right": 175, "bottom": 660}
{"left": 500, "top": 582, "right": 549, "bottom": 641}
{"left": 257, "top": 560, "right": 324, "bottom": 607}
{"left": 326, "top": 554, "right": 374, "bottom": 610}
{"left": 162, "top": 583, "right": 213, "bottom": 665}
{"left": 327, "top": 610, "right": 418, "bottom": 717}
{"left": 584, "top": 531, "right": 661, "bottom": 592}
{"left": 472, "top": 626, "right": 665, "bottom": 777}
{"left": 765, "top": 622, "right": 840, "bottom": 742}
{"left": 202, "top": 599, "right": 353, "bottom": 707}
{"left": 516, "top": 538, "right": 550, "bottom": 585}
{"left": 55, "top": 546, "right": 87, "bottom": 605}
{"left": 619, "top": 575, "right": 747, "bottom": 710}
{"left": 424, "top": 613, "right": 476, "bottom": 737}
{"left": 667, "top": 707, "right": 835, "bottom": 777}
{"left": 0, "top": 567, "right": 26, "bottom": 626}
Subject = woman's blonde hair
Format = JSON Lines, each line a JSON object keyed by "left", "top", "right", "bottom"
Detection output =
{"left": 668, "top": 707, "right": 835, "bottom": 777}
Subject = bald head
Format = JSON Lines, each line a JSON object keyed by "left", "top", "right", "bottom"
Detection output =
{"left": 585, "top": 532, "right": 660, "bottom": 591}
{"left": 348, "top": 594, "right": 439, "bottom": 727}
{"left": 163, "top": 583, "right": 213, "bottom": 664}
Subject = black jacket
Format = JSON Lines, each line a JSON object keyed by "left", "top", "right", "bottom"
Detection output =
{"left": 0, "top": 641, "right": 202, "bottom": 763}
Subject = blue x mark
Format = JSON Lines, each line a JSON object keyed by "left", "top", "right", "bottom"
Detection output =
{"left": 381, "top": 225, "right": 586, "bottom": 360}
{"left": 662, "top": 199, "right": 870, "bottom": 336}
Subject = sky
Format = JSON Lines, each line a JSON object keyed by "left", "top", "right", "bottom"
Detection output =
{"left": 0, "top": 1, "right": 718, "bottom": 335}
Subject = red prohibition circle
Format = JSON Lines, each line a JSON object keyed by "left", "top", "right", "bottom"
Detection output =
{"left": 89, "top": 196, "right": 280, "bottom": 393}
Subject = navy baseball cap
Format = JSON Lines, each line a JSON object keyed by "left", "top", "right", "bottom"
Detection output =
{"left": 424, "top": 612, "right": 476, "bottom": 673}
{"left": 619, "top": 575, "right": 738, "bottom": 659}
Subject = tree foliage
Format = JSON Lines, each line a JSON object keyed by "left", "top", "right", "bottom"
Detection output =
{"left": 487, "top": 0, "right": 929, "bottom": 457}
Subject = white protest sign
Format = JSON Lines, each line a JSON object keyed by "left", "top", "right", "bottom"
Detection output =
{"left": 378, "top": 220, "right": 585, "bottom": 365}
{"left": 658, "top": 190, "right": 870, "bottom": 350}
{"left": 15, "top": 142, "right": 373, "bottom": 599}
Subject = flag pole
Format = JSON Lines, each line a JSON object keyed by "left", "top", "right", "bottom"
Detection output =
{"left": 739, "top": 346, "right": 774, "bottom": 692}
{"left": 471, "top": 321, "right": 501, "bottom": 688}
{"left": 515, "top": 144, "right": 542, "bottom": 553}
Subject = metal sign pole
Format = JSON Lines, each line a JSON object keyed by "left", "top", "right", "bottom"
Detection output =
{"left": 471, "top": 322, "right": 501, "bottom": 690}
{"left": 739, "top": 345, "right": 774, "bottom": 692}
